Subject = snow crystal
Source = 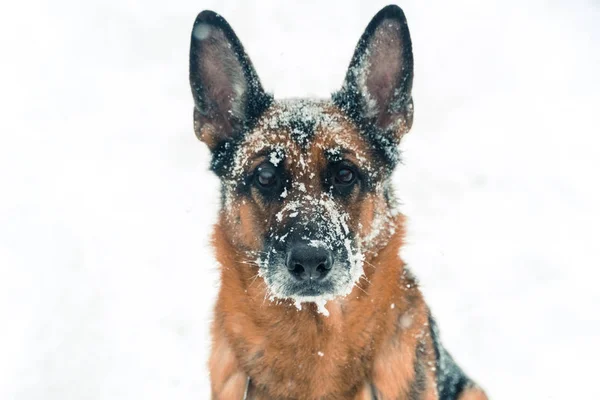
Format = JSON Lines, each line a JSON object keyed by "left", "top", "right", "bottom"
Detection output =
{"left": 269, "top": 150, "right": 283, "bottom": 166}
{"left": 354, "top": 48, "right": 379, "bottom": 119}
{"left": 308, "top": 239, "right": 327, "bottom": 248}
{"left": 192, "top": 23, "right": 211, "bottom": 40}
{"left": 399, "top": 313, "right": 413, "bottom": 329}
{"left": 219, "top": 99, "right": 400, "bottom": 313}
{"left": 315, "top": 299, "right": 329, "bottom": 316}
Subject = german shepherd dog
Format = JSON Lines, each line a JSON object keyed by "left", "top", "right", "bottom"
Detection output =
{"left": 189, "top": 5, "right": 488, "bottom": 399}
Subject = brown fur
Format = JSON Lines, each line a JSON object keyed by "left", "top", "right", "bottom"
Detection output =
{"left": 206, "top": 102, "right": 487, "bottom": 399}
{"left": 218, "top": 104, "right": 394, "bottom": 258}
{"left": 458, "top": 388, "right": 489, "bottom": 400}
{"left": 191, "top": 7, "right": 487, "bottom": 398}
{"left": 210, "top": 212, "right": 440, "bottom": 399}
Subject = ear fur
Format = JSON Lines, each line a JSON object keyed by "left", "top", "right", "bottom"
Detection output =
{"left": 333, "top": 5, "right": 414, "bottom": 164}
{"left": 189, "top": 11, "right": 272, "bottom": 150}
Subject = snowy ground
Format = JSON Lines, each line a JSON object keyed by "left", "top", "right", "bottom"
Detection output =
{"left": 1, "top": 0, "right": 599, "bottom": 398}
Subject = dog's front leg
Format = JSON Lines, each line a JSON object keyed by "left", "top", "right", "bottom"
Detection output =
{"left": 209, "top": 332, "right": 248, "bottom": 400}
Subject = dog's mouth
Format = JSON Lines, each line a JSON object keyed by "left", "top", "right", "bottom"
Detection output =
{"left": 284, "top": 278, "right": 336, "bottom": 297}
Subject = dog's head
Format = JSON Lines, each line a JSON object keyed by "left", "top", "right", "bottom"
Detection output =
{"left": 189, "top": 6, "right": 414, "bottom": 306}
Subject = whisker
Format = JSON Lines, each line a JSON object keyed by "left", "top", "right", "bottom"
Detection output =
{"left": 247, "top": 273, "right": 261, "bottom": 287}
{"left": 354, "top": 282, "right": 369, "bottom": 296}
{"left": 363, "top": 260, "right": 377, "bottom": 270}
{"left": 262, "top": 290, "right": 270, "bottom": 306}
{"left": 235, "top": 260, "right": 259, "bottom": 266}
{"left": 242, "top": 251, "right": 270, "bottom": 259}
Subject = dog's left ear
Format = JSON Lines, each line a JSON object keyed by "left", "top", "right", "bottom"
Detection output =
{"left": 334, "top": 5, "right": 414, "bottom": 140}
{"left": 189, "top": 11, "right": 272, "bottom": 150}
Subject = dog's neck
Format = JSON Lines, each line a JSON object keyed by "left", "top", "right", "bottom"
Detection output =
{"left": 209, "top": 215, "right": 429, "bottom": 399}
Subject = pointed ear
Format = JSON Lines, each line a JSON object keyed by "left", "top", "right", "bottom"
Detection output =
{"left": 334, "top": 5, "right": 414, "bottom": 141}
{"left": 189, "top": 11, "right": 272, "bottom": 150}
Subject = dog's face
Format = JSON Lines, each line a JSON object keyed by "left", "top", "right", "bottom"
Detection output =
{"left": 189, "top": 6, "right": 414, "bottom": 305}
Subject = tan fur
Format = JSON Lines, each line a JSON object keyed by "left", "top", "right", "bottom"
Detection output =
{"left": 458, "top": 388, "right": 489, "bottom": 400}
{"left": 206, "top": 104, "right": 487, "bottom": 399}
{"left": 192, "top": 7, "right": 487, "bottom": 398}
{"left": 210, "top": 214, "right": 448, "bottom": 399}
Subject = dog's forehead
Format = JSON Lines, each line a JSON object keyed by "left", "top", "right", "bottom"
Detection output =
{"left": 232, "top": 99, "right": 373, "bottom": 176}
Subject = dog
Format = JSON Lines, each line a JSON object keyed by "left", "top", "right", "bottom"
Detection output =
{"left": 189, "top": 5, "right": 488, "bottom": 399}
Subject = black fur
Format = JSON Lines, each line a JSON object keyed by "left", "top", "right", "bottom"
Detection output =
{"left": 209, "top": 135, "right": 243, "bottom": 177}
{"left": 287, "top": 113, "right": 317, "bottom": 147}
{"left": 429, "top": 313, "right": 473, "bottom": 399}
{"left": 190, "top": 10, "right": 273, "bottom": 170}
{"left": 332, "top": 4, "right": 414, "bottom": 171}
{"left": 408, "top": 340, "right": 428, "bottom": 399}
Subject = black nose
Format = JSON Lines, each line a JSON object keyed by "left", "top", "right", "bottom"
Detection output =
{"left": 286, "top": 244, "right": 333, "bottom": 281}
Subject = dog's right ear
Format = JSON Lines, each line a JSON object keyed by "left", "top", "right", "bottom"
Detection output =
{"left": 189, "top": 11, "right": 272, "bottom": 150}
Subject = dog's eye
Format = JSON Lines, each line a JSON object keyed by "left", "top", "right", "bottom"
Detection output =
{"left": 331, "top": 163, "right": 359, "bottom": 196}
{"left": 255, "top": 164, "right": 278, "bottom": 188}
{"left": 335, "top": 167, "right": 356, "bottom": 186}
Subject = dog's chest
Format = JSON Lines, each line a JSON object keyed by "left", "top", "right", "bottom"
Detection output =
{"left": 235, "top": 305, "right": 379, "bottom": 399}
{"left": 244, "top": 378, "right": 380, "bottom": 400}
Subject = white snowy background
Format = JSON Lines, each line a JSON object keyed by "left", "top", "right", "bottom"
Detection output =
{"left": 1, "top": 0, "right": 599, "bottom": 398}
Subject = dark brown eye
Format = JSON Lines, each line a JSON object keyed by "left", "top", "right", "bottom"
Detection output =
{"left": 335, "top": 167, "right": 356, "bottom": 185}
{"left": 255, "top": 165, "right": 278, "bottom": 188}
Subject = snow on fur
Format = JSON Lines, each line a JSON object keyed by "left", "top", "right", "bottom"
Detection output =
{"left": 218, "top": 99, "right": 399, "bottom": 315}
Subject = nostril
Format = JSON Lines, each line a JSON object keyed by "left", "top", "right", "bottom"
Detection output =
{"left": 292, "top": 264, "right": 305, "bottom": 276}
{"left": 316, "top": 263, "right": 327, "bottom": 274}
